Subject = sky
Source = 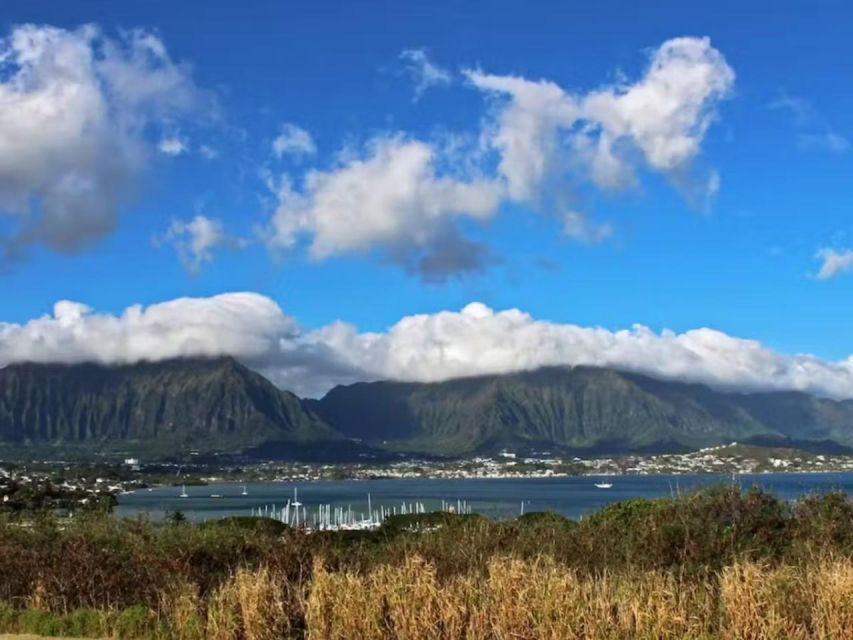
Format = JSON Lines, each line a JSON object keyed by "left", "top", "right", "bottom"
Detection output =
{"left": 1, "top": 0, "right": 852, "bottom": 398}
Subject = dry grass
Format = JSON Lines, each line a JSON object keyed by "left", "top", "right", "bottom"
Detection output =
{"left": 812, "top": 559, "right": 853, "bottom": 639}
{"left": 720, "top": 559, "right": 853, "bottom": 640}
{"left": 306, "top": 556, "right": 853, "bottom": 640}
{"left": 203, "top": 566, "right": 296, "bottom": 640}
{"left": 2, "top": 557, "right": 852, "bottom": 639}
{"left": 0, "top": 635, "right": 102, "bottom": 640}
{"left": 158, "top": 579, "right": 204, "bottom": 640}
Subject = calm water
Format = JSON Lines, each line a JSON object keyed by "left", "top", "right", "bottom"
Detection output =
{"left": 115, "top": 472, "right": 853, "bottom": 523}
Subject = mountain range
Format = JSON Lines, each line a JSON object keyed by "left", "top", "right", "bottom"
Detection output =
{"left": 1, "top": 356, "right": 853, "bottom": 459}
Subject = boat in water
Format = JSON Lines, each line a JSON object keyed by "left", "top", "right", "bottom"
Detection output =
{"left": 179, "top": 485, "right": 189, "bottom": 498}
{"left": 594, "top": 482, "right": 613, "bottom": 489}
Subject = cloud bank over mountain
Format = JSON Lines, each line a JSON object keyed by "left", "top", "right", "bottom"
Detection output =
{"left": 2, "top": 292, "right": 852, "bottom": 400}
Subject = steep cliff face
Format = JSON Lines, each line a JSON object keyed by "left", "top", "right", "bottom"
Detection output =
{"left": 308, "top": 366, "right": 853, "bottom": 455}
{"left": 0, "top": 357, "right": 331, "bottom": 449}
{"left": 3, "top": 358, "right": 852, "bottom": 459}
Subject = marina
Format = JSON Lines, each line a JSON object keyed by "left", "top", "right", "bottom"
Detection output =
{"left": 116, "top": 471, "right": 853, "bottom": 523}
{"left": 247, "top": 488, "right": 472, "bottom": 530}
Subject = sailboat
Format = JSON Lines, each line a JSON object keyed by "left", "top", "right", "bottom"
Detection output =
{"left": 241, "top": 485, "right": 248, "bottom": 496}
{"left": 179, "top": 485, "right": 189, "bottom": 498}
{"left": 594, "top": 482, "right": 613, "bottom": 489}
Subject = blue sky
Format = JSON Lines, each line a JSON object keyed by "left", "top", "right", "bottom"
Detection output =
{"left": 1, "top": 1, "right": 852, "bottom": 397}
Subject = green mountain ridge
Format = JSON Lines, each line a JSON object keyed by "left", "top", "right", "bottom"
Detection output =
{"left": 0, "top": 356, "right": 332, "bottom": 454}
{"left": 1, "top": 358, "right": 852, "bottom": 459}
{"left": 307, "top": 366, "right": 853, "bottom": 455}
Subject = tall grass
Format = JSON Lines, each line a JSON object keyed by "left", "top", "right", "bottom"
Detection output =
{"left": 307, "top": 556, "right": 853, "bottom": 640}
{"left": 1, "top": 487, "right": 852, "bottom": 638}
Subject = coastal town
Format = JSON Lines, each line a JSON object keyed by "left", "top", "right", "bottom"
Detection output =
{"left": 253, "top": 443, "right": 853, "bottom": 481}
{"left": 3, "top": 442, "right": 853, "bottom": 513}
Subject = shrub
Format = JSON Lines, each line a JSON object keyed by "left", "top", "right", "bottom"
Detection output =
{"left": 114, "top": 604, "right": 156, "bottom": 639}
{"left": 0, "top": 601, "right": 19, "bottom": 632}
{"left": 65, "top": 607, "right": 112, "bottom": 637}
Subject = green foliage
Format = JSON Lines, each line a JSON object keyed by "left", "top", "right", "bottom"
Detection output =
{"left": 0, "top": 601, "right": 19, "bottom": 631}
{"left": 0, "top": 356, "right": 330, "bottom": 453}
{"left": 574, "top": 485, "right": 791, "bottom": 570}
{"left": 790, "top": 490, "right": 853, "bottom": 553}
{"left": 64, "top": 607, "right": 111, "bottom": 637}
{"left": 309, "top": 365, "right": 853, "bottom": 455}
{"left": 379, "top": 511, "right": 486, "bottom": 535}
{"left": 113, "top": 605, "right": 156, "bottom": 639}
{"left": 16, "top": 608, "right": 65, "bottom": 636}
{"left": 0, "top": 486, "right": 851, "bottom": 639}
{"left": 166, "top": 510, "right": 187, "bottom": 525}
{"left": 203, "top": 515, "right": 289, "bottom": 535}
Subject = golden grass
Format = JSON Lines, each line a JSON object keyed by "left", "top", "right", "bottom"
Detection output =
{"left": 158, "top": 578, "right": 204, "bottom": 640}
{"left": 306, "top": 556, "right": 853, "bottom": 640}
{"left": 3, "top": 557, "right": 852, "bottom": 639}
{"left": 0, "top": 635, "right": 102, "bottom": 640}
{"left": 812, "top": 559, "right": 853, "bottom": 639}
{"left": 203, "top": 566, "right": 296, "bottom": 640}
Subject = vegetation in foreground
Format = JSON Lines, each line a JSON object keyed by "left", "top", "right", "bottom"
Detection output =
{"left": 0, "top": 486, "right": 852, "bottom": 638}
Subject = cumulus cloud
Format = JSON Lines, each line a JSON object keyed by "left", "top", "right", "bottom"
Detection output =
{"left": 814, "top": 248, "right": 853, "bottom": 280}
{"left": 0, "top": 24, "right": 207, "bottom": 257}
{"left": 272, "top": 123, "right": 316, "bottom": 158}
{"left": 465, "top": 72, "right": 578, "bottom": 201}
{"left": 263, "top": 37, "right": 733, "bottom": 279}
{"left": 312, "top": 302, "right": 853, "bottom": 400}
{"left": 467, "top": 36, "right": 734, "bottom": 200}
{"left": 0, "top": 293, "right": 297, "bottom": 375}
{"left": 3, "top": 294, "right": 853, "bottom": 400}
{"left": 266, "top": 135, "right": 502, "bottom": 280}
{"left": 399, "top": 48, "right": 452, "bottom": 99}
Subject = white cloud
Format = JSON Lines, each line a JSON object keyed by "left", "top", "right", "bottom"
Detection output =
{"left": 0, "top": 293, "right": 295, "bottom": 370}
{"left": 158, "top": 215, "right": 243, "bottom": 274}
{"left": 312, "top": 302, "right": 853, "bottom": 400}
{"left": 399, "top": 49, "right": 452, "bottom": 99}
{"left": 263, "top": 37, "right": 732, "bottom": 279}
{"left": 4, "top": 294, "right": 853, "bottom": 400}
{"left": 467, "top": 37, "right": 734, "bottom": 200}
{"left": 272, "top": 123, "right": 316, "bottom": 158}
{"left": 465, "top": 72, "right": 578, "bottom": 201}
{"left": 815, "top": 248, "right": 853, "bottom": 280}
{"left": 266, "top": 135, "right": 503, "bottom": 280}
{"left": 0, "top": 24, "right": 207, "bottom": 257}
{"left": 158, "top": 137, "right": 187, "bottom": 156}
{"left": 561, "top": 211, "right": 613, "bottom": 243}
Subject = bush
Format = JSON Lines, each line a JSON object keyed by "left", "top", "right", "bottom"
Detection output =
{"left": 114, "top": 604, "right": 156, "bottom": 639}
{"left": 0, "top": 601, "right": 19, "bottom": 632}
{"left": 791, "top": 491, "right": 853, "bottom": 554}
{"left": 0, "top": 485, "right": 852, "bottom": 638}
{"left": 17, "top": 607, "right": 65, "bottom": 636}
{"left": 65, "top": 607, "right": 111, "bottom": 637}
{"left": 573, "top": 485, "right": 791, "bottom": 571}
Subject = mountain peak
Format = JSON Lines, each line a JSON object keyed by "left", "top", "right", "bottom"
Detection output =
{"left": 0, "top": 355, "right": 328, "bottom": 454}
{"left": 309, "top": 365, "right": 853, "bottom": 456}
